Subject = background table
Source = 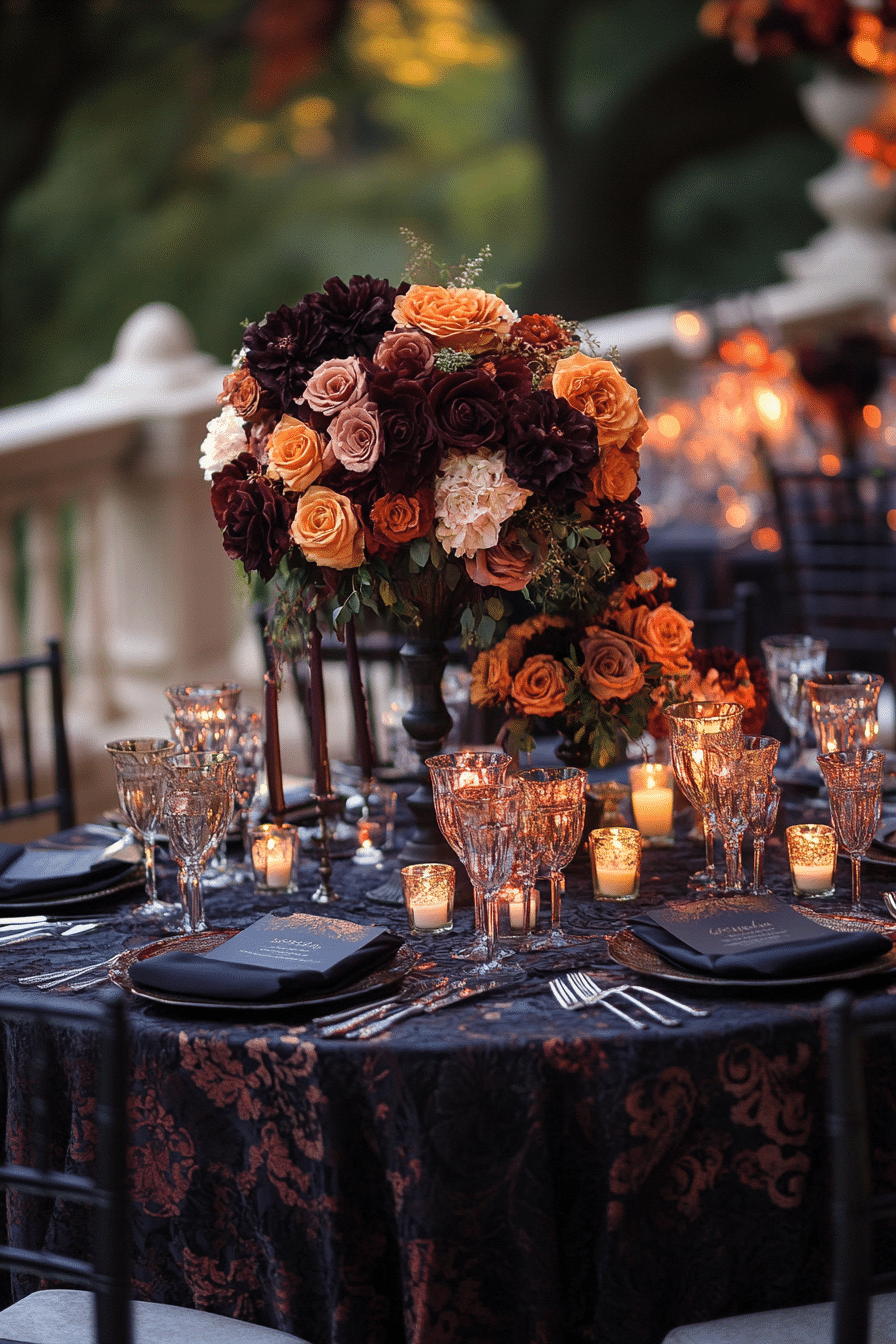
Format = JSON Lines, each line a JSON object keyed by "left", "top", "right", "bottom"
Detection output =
{"left": 3, "top": 794, "right": 896, "bottom": 1344}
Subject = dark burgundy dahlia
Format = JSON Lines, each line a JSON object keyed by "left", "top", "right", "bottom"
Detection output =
{"left": 368, "top": 372, "right": 443, "bottom": 495}
{"left": 307, "top": 275, "right": 408, "bottom": 361}
{"left": 505, "top": 391, "right": 600, "bottom": 501}
{"left": 428, "top": 366, "right": 507, "bottom": 451}
{"left": 241, "top": 303, "right": 326, "bottom": 417}
{"left": 210, "top": 453, "right": 294, "bottom": 582}
{"left": 590, "top": 496, "right": 650, "bottom": 584}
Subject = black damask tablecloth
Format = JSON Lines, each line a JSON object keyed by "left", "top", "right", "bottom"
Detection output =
{"left": 2, "top": 797, "right": 896, "bottom": 1344}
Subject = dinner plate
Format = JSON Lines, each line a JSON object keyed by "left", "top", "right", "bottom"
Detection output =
{"left": 0, "top": 865, "right": 145, "bottom": 914}
{"left": 607, "top": 910, "right": 896, "bottom": 988}
{"left": 110, "top": 929, "right": 419, "bottom": 1012}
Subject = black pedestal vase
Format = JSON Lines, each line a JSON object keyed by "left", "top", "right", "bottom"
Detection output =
{"left": 370, "top": 635, "right": 471, "bottom": 905}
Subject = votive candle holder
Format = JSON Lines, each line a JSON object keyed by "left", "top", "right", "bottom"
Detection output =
{"left": 401, "top": 864, "right": 455, "bottom": 935}
{"left": 786, "top": 823, "right": 837, "bottom": 899}
{"left": 589, "top": 826, "right": 642, "bottom": 900}
{"left": 628, "top": 762, "right": 675, "bottom": 846}
{"left": 251, "top": 822, "right": 300, "bottom": 894}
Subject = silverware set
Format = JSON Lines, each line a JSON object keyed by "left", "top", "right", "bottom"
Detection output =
{"left": 18, "top": 953, "right": 125, "bottom": 993}
{"left": 550, "top": 973, "right": 710, "bottom": 1029}
{"left": 313, "top": 974, "right": 512, "bottom": 1038}
{"left": 0, "top": 916, "right": 114, "bottom": 948}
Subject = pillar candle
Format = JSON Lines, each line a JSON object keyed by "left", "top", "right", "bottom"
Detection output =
{"left": 307, "top": 610, "right": 332, "bottom": 800}
{"left": 344, "top": 621, "right": 376, "bottom": 781}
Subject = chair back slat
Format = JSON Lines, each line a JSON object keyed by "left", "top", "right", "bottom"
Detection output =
{"left": 0, "top": 640, "right": 75, "bottom": 832}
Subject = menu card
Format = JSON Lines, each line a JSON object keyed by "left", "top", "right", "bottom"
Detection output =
{"left": 204, "top": 912, "right": 388, "bottom": 975}
{"left": 644, "top": 896, "right": 845, "bottom": 956}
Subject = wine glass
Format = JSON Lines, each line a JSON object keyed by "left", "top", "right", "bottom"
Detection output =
{"left": 817, "top": 748, "right": 884, "bottom": 911}
{"left": 225, "top": 710, "right": 265, "bottom": 881}
{"left": 426, "top": 752, "right": 512, "bottom": 961}
{"left": 705, "top": 750, "right": 749, "bottom": 894}
{"left": 105, "top": 738, "right": 177, "bottom": 919}
{"left": 451, "top": 781, "right": 520, "bottom": 974}
{"left": 760, "top": 636, "right": 827, "bottom": 775}
{"left": 740, "top": 735, "right": 780, "bottom": 897}
{"left": 805, "top": 672, "right": 884, "bottom": 755}
{"left": 666, "top": 702, "right": 744, "bottom": 889}
{"left": 162, "top": 751, "right": 236, "bottom": 933}
{"left": 516, "top": 767, "right": 586, "bottom": 949}
{"left": 166, "top": 685, "right": 242, "bottom": 885}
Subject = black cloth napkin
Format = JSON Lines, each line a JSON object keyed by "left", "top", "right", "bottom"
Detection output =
{"left": 0, "top": 844, "right": 132, "bottom": 900}
{"left": 0, "top": 844, "right": 25, "bottom": 878}
{"left": 628, "top": 913, "right": 892, "bottom": 980}
{"left": 129, "top": 929, "right": 405, "bottom": 1002}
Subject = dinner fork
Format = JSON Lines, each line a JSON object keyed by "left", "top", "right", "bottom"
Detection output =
{"left": 18, "top": 954, "right": 122, "bottom": 991}
{"left": 565, "top": 973, "right": 682, "bottom": 1026}
{"left": 550, "top": 976, "right": 647, "bottom": 1029}
{"left": 567, "top": 972, "right": 711, "bottom": 1021}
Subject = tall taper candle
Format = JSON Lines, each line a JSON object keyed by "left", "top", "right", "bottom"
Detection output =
{"left": 308, "top": 609, "right": 332, "bottom": 799}
{"left": 344, "top": 621, "right": 376, "bottom": 781}
{"left": 263, "top": 670, "right": 286, "bottom": 825}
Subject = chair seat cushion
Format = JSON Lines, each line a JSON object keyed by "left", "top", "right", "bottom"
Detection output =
{"left": 0, "top": 1288, "right": 306, "bottom": 1342}
{"left": 661, "top": 1291, "right": 896, "bottom": 1343}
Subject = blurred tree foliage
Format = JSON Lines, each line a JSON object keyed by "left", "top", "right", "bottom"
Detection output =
{"left": 1, "top": 0, "right": 832, "bottom": 408}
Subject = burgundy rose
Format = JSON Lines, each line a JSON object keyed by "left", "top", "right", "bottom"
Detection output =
{"left": 590, "top": 496, "right": 650, "bottom": 584}
{"left": 367, "top": 371, "right": 442, "bottom": 495}
{"left": 428, "top": 366, "right": 507, "bottom": 451}
{"left": 484, "top": 355, "right": 534, "bottom": 401}
{"left": 210, "top": 453, "right": 294, "bottom": 582}
{"left": 505, "top": 391, "right": 600, "bottom": 501}
{"left": 241, "top": 303, "right": 326, "bottom": 416}
{"left": 307, "top": 275, "right": 408, "bottom": 361}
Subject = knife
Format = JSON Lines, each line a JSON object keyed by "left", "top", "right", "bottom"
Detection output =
{"left": 317, "top": 977, "right": 454, "bottom": 1038}
{"left": 350, "top": 978, "right": 509, "bottom": 1039}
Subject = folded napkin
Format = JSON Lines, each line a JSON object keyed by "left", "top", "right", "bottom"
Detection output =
{"left": 628, "top": 912, "right": 892, "bottom": 980}
{"left": 0, "top": 841, "right": 132, "bottom": 900}
{"left": 129, "top": 929, "right": 405, "bottom": 1002}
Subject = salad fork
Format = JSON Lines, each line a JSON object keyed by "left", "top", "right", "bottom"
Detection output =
{"left": 550, "top": 976, "right": 647, "bottom": 1029}
{"left": 565, "top": 973, "right": 682, "bottom": 1026}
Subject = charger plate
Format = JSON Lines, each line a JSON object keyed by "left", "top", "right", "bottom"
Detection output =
{"left": 110, "top": 928, "right": 418, "bottom": 1012}
{"left": 607, "top": 909, "right": 896, "bottom": 989}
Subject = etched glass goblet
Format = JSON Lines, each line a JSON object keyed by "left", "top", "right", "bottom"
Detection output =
{"left": 426, "top": 751, "right": 511, "bottom": 960}
{"left": 451, "top": 781, "right": 520, "bottom": 974}
{"left": 666, "top": 702, "right": 744, "bottom": 889}
{"left": 739, "top": 735, "right": 781, "bottom": 897}
{"left": 516, "top": 767, "right": 586, "bottom": 949}
{"left": 225, "top": 709, "right": 265, "bottom": 881}
{"left": 806, "top": 672, "right": 884, "bottom": 756}
{"left": 105, "top": 738, "right": 177, "bottom": 919}
{"left": 162, "top": 751, "right": 236, "bottom": 934}
{"left": 817, "top": 748, "right": 884, "bottom": 911}
{"left": 760, "top": 636, "right": 827, "bottom": 773}
{"left": 705, "top": 750, "right": 749, "bottom": 894}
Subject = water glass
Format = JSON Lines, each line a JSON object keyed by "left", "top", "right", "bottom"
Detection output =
{"left": 806, "top": 672, "right": 883, "bottom": 756}
{"left": 105, "top": 738, "right": 177, "bottom": 919}
{"left": 516, "top": 767, "right": 587, "bottom": 948}
{"left": 452, "top": 781, "right": 520, "bottom": 973}
{"left": 666, "top": 702, "right": 744, "bottom": 888}
{"left": 162, "top": 751, "right": 236, "bottom": 933}
{"left": 760, "top": 635, "right": 827, "bottom": 772}
{"left": 817, "top": 748, "right": 884, "bottom": 911}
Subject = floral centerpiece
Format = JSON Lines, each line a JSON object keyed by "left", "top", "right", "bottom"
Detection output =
{"left": 200, "top": 248, "right": 650, "bottom": 652}
{"left": 470, "top": 568, "right": 770, "bottom": 765}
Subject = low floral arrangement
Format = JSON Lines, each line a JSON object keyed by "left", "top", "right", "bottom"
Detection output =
{"left": 471, "top": 568, "right": 770, "bottom": 765}
{"left": 200, "top": 245, "right": 649, "bottom": 646}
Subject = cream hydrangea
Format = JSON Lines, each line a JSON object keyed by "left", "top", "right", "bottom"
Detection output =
{"left": 434, "top": 450, "right": 530, "bottom": 558}
{"left": 198, "top": 405, "right": 247, "bottom": 480}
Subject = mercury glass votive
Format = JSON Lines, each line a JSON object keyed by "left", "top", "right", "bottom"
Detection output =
{"left": 251, "top": 823, "right": 300, "bottom": 894}
{"left": 589, "top": 826, "right": 642, "bottom": 901}
{"left": 628, "top": 763, "right": 675, "bottom": 846}
{"left": 786, "top": 824, "right": 837, "bottom": 900}
{"left": 401, "top": 864, "right": 455, "bottom": 935}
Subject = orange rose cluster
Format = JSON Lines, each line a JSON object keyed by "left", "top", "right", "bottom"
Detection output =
{"left": 204, "top": 271, "right": 649, "bottom": 608}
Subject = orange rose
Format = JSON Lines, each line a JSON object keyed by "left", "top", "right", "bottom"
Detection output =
{"left": 217, "top": 367, "right": 263, "bottom": 421}
{"left": 586, "top": 445, "right": 640, "bottom": 504}
{"left": 289, "top": 485, "right": 364, "bottom": 569}
{"left": 392, "top": 284, "right": 516, "bottom": 352}
{"left": 511, "top": 655, "right": 568, "bottom": 717}
{"left": 369, "top": 490, "right": 435, "bottom": 546}
{"left": 266, "top": 416, "right": 325, "bottom": 494}
{"left": 552, "top": 353, "right": 648, "bottom": 451}
{"left": 580, "top": 632, "right": 645, "bottom": 702}
{"left": 464, "top": 533, "right": 540, "bottom": 592}
{"left": 614, "top": 603, "right": 693, "bottom": 675}
{"left": 470, "top": 644, "right": 516, "bottom": 709}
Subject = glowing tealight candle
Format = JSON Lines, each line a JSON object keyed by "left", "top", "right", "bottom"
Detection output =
{"left": 504, "top": 884, "right": 538, "bottom": 931}
{"left": 629, "top": 763, "right": 674, "bottom": 843}
{"left": 251, "top": 823, "right": 298, "bottom": 893}
{"left": 589, "top": 827, "right": 641, "bottom": 901}
{"left": 265, "top": 841, "right": 293, "bottom": 889}
{"left": 786, "top": 824, "right": 837, "bottom": 898}
{"left": 401, "top": 864, "right": 455, "bottom": 935}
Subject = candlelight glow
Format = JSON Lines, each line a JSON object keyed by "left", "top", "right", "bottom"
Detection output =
{"left": 863, "top": 404, "right": 882, "bottom": 429}
{"left": 820, "top": 453, "right": 841, "bottom": 476}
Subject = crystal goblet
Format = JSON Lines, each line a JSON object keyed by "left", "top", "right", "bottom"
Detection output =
{"left": 451, "top": 781, "right": 520, "bottom": 974}
{"left": 666, "top": 702, "right": 744, "bottom": 889}
{"left": 105, "top": 738, "right": 177, "bottom": 919}
{"left": 516, "top": 767, "right": 587, "bottom": 949}
{"left": 817, "top": 748, "right": 884, "bottom": 912}
{"left": 426, "top": 751, "right": 511, "bottom": 960}
{"left": 740, "top": 736, "right": 781, "bottom": 897}
{"left": 162, "top": 751, "right": 236, "bottom": 933}
{"left": 760, "top": 636, "right": 827, "bottom": 774}
{"left": 225, "top": 709, "right": 265, "bottom": 881}
{"left": 806, "top": 672, "right": 883, "bottom": 756}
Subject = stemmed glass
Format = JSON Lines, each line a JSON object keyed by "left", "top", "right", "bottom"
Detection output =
{"left": 516, "top": 767, "right": 586, "bottom": 949}
{"left": 760, "top": 636, "right": 827, "bottom": 775}
{"left": 166, "top": 685, "right": 242, "bottom": 886}
{"left": 426, "top": 752, "right": 512, "bottom": 961}
{"left": 817, "top": 748, "right": 884, "bottom": 911}
{"left": 162, "top": 751, "right": 236, "bottom": 933}
{"left": 105, "top": 738, "right": 177, "bottom": 919}
{"left": 741, "top": 735, "right": 780, "bottom": 897}
{"left": 705, "top": 750, "right": 749, "bottom": 894}
{"left": 452, "top": 781, "right": 520, "bottom": 974}
{"left": 225, "top": 710, "right": 265, "bottom": 881}
{"left": 805, "top": 672, "right": 884, "bottom": 755}
{"left": 666, "top": 702, "right": 744, "bottom": 889}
